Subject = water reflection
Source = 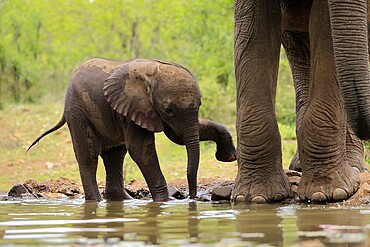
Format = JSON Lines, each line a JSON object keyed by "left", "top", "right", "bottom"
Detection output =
{"left": 295, "top": 206, "right": 370, "bottom": 245}
{"left": 1, "top": 199, "right": 370, "bottom": 246}
{"left": 236, "top": 204, "right": 284, "bottom": 245}
{"left": 188, "top": 201, "right": 198, "bottom": 240}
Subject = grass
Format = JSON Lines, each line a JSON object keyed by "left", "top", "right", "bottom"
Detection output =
{"left": 0, "top": 107, "right": 299, "bottom": 192}
{"left": 0, "top": 103, "right": 240, "bottom": 191}
{"left": 7, "top": 51, "right": 362, "bottom": 192}
{"left": 0, "top": 54, "right": 302, "bottom": 192}
{"left": 0, "top": 102, "right": 300, "bottom": 192}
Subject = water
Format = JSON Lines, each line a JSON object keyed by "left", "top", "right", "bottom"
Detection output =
{"left": 1, "top": 196, "right": 370, "bottom": 246}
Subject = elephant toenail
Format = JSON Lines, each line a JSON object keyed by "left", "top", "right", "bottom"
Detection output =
{"left": 352, "top": 167, "right": 361, "bottom": 173}
{"left": 250, "top": 196, "right": 267, "bottom": 204}
{"left": 234, "top": 195, "right": 246, "bottom": 203}
{"left": 332, "top": 188, "right": 348, "bottom": 201}
{"left": 273, "top": 194, "right": 284, "bottom": 202}
{"left": 311, "top": 192, "right": 327, "bottom": 202}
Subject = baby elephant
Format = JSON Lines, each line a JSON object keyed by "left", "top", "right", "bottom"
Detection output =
{"left": 28, "top": 58, "right": 237, "bottom": 202}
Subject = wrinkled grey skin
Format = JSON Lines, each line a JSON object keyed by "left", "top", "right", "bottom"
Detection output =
{"left": 28, "top": 58, "right": 237, "bottom": 202}
{"left": 234, "top": 0, "right": 370, "bottom": 203}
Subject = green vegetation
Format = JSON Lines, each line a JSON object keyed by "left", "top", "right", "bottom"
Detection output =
{"left": 0, "top": 103, "right": 239, "bottom": 191}
{"left": 0, "top": 0, "right": 235, "bottom": 119}
{"left": 0, "top": 0, "right": 239, "bottom": 190}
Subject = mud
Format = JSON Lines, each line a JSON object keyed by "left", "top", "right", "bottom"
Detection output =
{"left": 4, "top": 171, "right": 370, "bottom": 204}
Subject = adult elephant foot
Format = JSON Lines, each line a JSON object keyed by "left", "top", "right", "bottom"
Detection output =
{"left": 232, "top": 171, "right": 291, "bottom": 204}
{"left": 298, "top": 164, "right": 360, "bottom": 203}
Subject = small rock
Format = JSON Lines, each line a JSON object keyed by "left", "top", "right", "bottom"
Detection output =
{"left": 40, "top": 192, "right": 67, "bottom": 199}
{"left": 291, "top": 184, "right": 299, "bottom": 194}
{"left": 198, "top": 194, "right": 212, "bottom": 201}
{"left": 288, "top": 176, "right": 301, "bottom": 186}
{"left": 221, "top": 181, "right": 234, "bottom": 187}
{"left": 362, "top": 182, "right": 370, "bottom": 193}
{"left": 285, "top": 170, "right": 302, "bottom": 177}
{"left": 124, "top": 185, "right": 136, "bottom": 198}
{"left": 211, "top": 186, "right": 232, "bottom": 201}
{"left": 23, "top": 179, "right": 40, "bottom": 193}
{"left": 168, "top": 185, "right": 178, "bottom": 196}
{"left": 8, "top": 184, "right": 29, "bottom": 197}
{"left": 135, "top": 188, "right": 151, "bottom": 199}
{"left": 168, "top": 185, "right": 186, "bottom": 199}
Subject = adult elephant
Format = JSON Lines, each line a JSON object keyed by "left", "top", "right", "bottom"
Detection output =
{"left": 233, "top": 0, "right": 370, "bottom": 203}
{"left": 28, "top": 58, "right": 237, "bottom": 202}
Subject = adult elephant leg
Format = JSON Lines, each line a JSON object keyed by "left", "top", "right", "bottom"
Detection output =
{"left": 66, "top": 115, "right": 102, "bottom": 201}
{"left": 233, "top": 0, "right": 290, "bottom": 203}
{"left": 282, "top": 31, "right": 310, "bottom": 172}
{"left": 298, "top": 0, "right": 360, "bottom": 202}
{"left": 126, "top": 121, "right": 169, "bottom": 202}
{"left": 101, "top": 145, "right": 133, "bottom": 201}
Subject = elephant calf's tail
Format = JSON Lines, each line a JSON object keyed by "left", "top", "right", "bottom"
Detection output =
{"left": 26, "top": 116, "right": 67, "bottom": 153}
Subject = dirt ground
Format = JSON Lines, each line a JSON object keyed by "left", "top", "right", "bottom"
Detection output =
{"left": 3, "top": 171, "right": 370, "bottom": 204}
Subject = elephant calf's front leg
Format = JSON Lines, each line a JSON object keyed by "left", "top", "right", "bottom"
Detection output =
{"left": 126, "top": 122, "right": 169, "bottom": 202}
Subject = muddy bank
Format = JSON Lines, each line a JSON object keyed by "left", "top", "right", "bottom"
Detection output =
{"left": 4, "top": 171, "right": 370, "bottom": 204}
{"left": 4, "top": 177, "right": 234, "bottom": 202}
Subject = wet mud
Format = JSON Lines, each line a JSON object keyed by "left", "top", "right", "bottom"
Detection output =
{"left": 4, "top": 171, "right": 370, "bottom": 204}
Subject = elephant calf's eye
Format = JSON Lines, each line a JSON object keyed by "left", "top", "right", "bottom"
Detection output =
{"left": 164, "top": 107, "right": 175, "bottom": 117}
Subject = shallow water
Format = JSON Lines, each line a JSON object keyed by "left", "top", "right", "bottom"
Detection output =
{"left": 1, "top": 196, "right": 370, "bottom": 246}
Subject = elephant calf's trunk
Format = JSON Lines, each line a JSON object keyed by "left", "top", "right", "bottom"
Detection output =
{"left": 182, "top": 120, "right": 200, "bottom": 199}
{"left": 186, "top": 139, "right": 200, "bottom": 199}
{"left": 199, "top": 118, "right": 237, "bottom": 162}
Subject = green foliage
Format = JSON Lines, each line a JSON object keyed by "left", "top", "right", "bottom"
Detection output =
{"left": 0, "top": 103, "right": 238, "bottom": 191}
{"left": 0, "top": 0, "right": 235, "bottom": 119}
{"left": 0, "top": 0, "right": 296, "bottom": 126}
{"left": 276, "top": 49, "right": 296, "bottom": 128}
{"left": 0, "top": 0, "right": 302, "bottom": 176}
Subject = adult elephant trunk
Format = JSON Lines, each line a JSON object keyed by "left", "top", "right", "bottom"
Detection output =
{"left": 180, "top": 113, "right": 200, "bottom": 199}
{"left": 328, "top": 0, "right": 370, "bottom": 140}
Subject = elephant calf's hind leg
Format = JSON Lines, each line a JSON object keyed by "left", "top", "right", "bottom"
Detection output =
{"left": 67, "top": 120, "right": 102, "bottom": 201}
{"left": 101, "top": 145, "right": 132, "bottom": 201}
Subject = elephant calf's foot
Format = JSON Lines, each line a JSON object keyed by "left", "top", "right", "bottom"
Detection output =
{"left": 150, "top": 187, "right": 170, "bottom": 202}
{"left": 298, "top": 165, "right": 360, "bottom": 203}
{"left": 232, "top": 172, "right": 291, "bottom": 204}
{"left": 104, "top": 189, "right": 133, "bottom": 201}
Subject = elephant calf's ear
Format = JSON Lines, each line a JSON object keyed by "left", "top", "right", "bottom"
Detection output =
{"left": 103, "top": 63, "right": 164, "bottom": 132}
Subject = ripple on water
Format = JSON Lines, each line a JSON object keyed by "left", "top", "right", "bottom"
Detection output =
{"left": 1, "top": 199, "right": 370, "bottom": 246}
